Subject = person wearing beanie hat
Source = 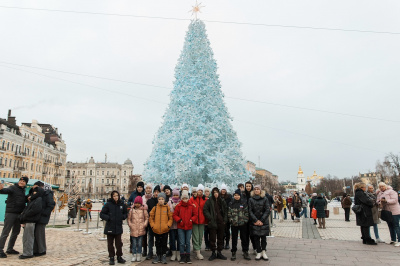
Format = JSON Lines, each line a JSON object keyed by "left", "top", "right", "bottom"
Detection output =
{"left": 181, "top": 184, "right": 189, "bottom": 191}
{"left": 141, "top": 184, "right": 153, "bottom": 258}
{"left": 243, "top": 181, "right": 256, "bottom": 254}
{"left": 203, "top": 187, "right": 211, "bottom": 251}
{"left": 163, "top": 185, "right": 172, "bottom": 202}
{"left": 228, "top": 188, "right": 250, "bottom": 261}
{"left": 191, "top": 187, "right": 197, "bottom": 199}
{"left": 204, "top": 187, "right": 211, "bottom": 198}
{"left": 128, "top": 181, "right": 145, "bottom": 207}
{"left": 173, "top": 190, "right": 196, "bottom": 263}
{"left": 203, "top": 187, "right": 228, "bottom": 261}
{"left": 144, "top": 185, "right": 161, "bottom": 260}
{"left": 128, "top": 194, "right": 148, "bottom": 262}
{"left": 248, "top": 184, "right": 270, "bottom": 261}
{"left": 0, "top": 176, "right": 29, "bottom": 258}
{"left": 149, "top": 191, "right": 173, "bottom": 264}
{"left": 168, "top": 189, "right": 182, "bottom": 261}
{"left": 220, "top": 184, "right": 232, "bottom": 250}
{"left": 188, "top": 184, "right": 207, "bottom": 260}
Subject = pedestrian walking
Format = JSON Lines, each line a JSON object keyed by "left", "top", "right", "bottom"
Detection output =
{"left": 146, "top": 185, "right": 161, "bottom": 260}
{"left": 173, "top": 190, "right": 196, "bottom": 264}
{"left": 84, "top": 199, "right": 93, "bottom": 221}
{"left": 309, "top": 193, "right": 318, "bottom": 225}
{"left": 275, "top": 195, "right": 284, "bottom": 222}
{"left": 149, "top": 192, "right": 173, "bottom": 264}
{"left": 283, "top": 197, "right": 287, "bottom": 220}
{"left": 0, "top": 177, "right": 28, "bottom": 258}
{"left": 366, "top": 185, "right": 385, "bottom": 243}
{"left": 341, "top": 193, "right": 352, "bottom": 222}
{"left": 203, "top": 187, "right": 228, "bottom": 261}
{"left": 168, "top": 188, "right": 181, "bottom": 262}
{"left": 299, "top": 194, "right": 308, "bottom": 218}
{"left": 188, "top": 184, "right": 207, "bottom": 260}
{"left": 313, "top": 194, "right": 327, "bottom": 229}
{"left": 292, "top": 192, "right": 302, "bottom": 222}
{"left": 248, "top": 185, "right": 270, "bottom": 261}
{"left": 127, "top": 196, "right": 149, "bottom": 262}
{"left": 376, "top": 182, "right": 400, "bottom": 246}
{"left": 100, "top": 190, "right": 128, "bottom": 265}
{"left": 67, "top": 198, "right": 77, "bottom": 225}
{"left": 228, "top": 189, "right": 250, "bottom": 261}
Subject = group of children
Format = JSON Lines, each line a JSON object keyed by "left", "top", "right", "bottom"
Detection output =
{"left": 100, "top": 181, "right": 271, "bottom": 265}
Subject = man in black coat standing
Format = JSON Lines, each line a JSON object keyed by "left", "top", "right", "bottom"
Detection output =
{"left": 0, "top": 177, "right": 28, "bottom": 258}
{"left": 33, "top": 181, "right": 55, "bottom": 257}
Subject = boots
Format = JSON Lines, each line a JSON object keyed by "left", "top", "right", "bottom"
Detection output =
{"left": 208, "top": 252, "right": 217, "bottom": 261}
{"left": 224, "top": 241, "right": 230, "bottom": 250}
{"left": 366, "top": 238, "right": 377, "bottom": 245}
{"left": 261, "top": 250, "right": 269, "bottom": 261}
{"left": 146, "top": 250, "right": 154, "bottom": 260}
{"left": 161, "top": 254, "right": 167, "bottom": 264}
{"left": 143, "top": 247, "right": 147, "bottom": 257}
{"left": 243, "top": 251, "right": 251, "bottom": 260}
{"left": 109, "top": 257, "right": 115, "bottom": 265}
{"left": 179, "top": 254, "right": 185, "bottom": 264}
{"left": 255, "top": 252, "right": 261, "bottom": 261}
{"left": 216, "top": 251, "right": 227, "bottom": 260}
{"left": 171, "top": 250, "right": 176, "bottom": 261}
{"left": 195, "top": 250, "right": 204, "bottom": 260}
{"left": 152, "top": 255, "right": 160, "bottom": 264}
{"left": 137, "top": 254, "right": 142, "bottom": 262}
{"left": 186, "top": 253, "right": 192, "bottom": 264}
{"left": 117, "top": 256, "right": 126, "bottom": 263}
{"left": 176, "top": 252, "right": 180, "bottom": 262}
{"left": 231, "top": 252, "right": 236, "bottom": 261}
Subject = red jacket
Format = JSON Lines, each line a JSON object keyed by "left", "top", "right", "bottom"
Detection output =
{"left": 189, "top": 195, "right": 208, "bottom": 224}
{"left": 173, "top": 201, "right": 197, "bottom": 230}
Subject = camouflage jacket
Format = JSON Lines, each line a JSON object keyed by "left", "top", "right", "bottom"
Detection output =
{"left": 228, "top": 199, "right": 249, "bottom": 226}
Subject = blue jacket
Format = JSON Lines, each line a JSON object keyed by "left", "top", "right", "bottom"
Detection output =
{"left": 128, "top": 190, "right": 144, "bottom": 207}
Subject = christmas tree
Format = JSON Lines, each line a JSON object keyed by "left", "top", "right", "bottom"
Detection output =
{"left": 143, "top": 19, "right": 250, "bottom": 187}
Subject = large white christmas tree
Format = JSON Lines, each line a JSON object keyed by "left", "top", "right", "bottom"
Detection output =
{"left": 143, "top": 19, "right": 250, "bottom": 187}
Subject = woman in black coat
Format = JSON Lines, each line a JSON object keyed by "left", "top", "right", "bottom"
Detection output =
{"left": 248, "top": 185, "right": 270, "bottom": 261}
{"left": 313, "top": 194, "right": 327, "bottom": 229}
{"left": 353, "top": 183, "right": 376, "bottom": 245}
{"left": 100, "top": 190, "right": 128, "bottom": 265}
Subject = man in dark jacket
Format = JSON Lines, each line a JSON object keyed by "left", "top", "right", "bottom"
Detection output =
{"left": 32, "top": 181, "right": 55, "bottom": 257}
{"left": 203, "top": 187, "right": 228, "bottom": 261}
{"left": 127, "top": 181, "right": 144, "bottom": 207}
{"left": 0, "top": 177, "right": 28, "bottom": 258}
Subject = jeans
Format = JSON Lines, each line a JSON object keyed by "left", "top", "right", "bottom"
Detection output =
{"left": 300, "top": 207, "right": 308, "bottom": 218}
{"left": 169, "top": 229, "right": 179, "bottom": 251}
{"left": 231, "top": 224, "right": 249, "bottom": 252}
{"left": 0, "top": 212, "right": 21, "bottom": 253}
{"left": 387, "top": 214, "right": 400, "bottom": 242}
{"left": 178, "top": 229, "right": 192, "bottom": 254}
{"left": 273, "top": 210, "right": 277, "bottom": 219}
{"left": 369, "top": 224, "right": 380, "bottom": 239}
{"left": 132, "top": 236, "right": 143, "bottom": 254}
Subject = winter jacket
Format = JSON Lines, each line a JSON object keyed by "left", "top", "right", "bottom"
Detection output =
{"left": 341, "top": 196, "right": 352, "bottom": 209}
{"left": 365, "top": 191, "right": 380, "bottom": 224}
{"left": 20, "top": 188, "right": 43, "bottom": 224}
{"left": 376, "top": 186, "right": 400, "bottom": 215}
{"left": 127, "top": 207, "right": 149, "bottom": 237}
{"left": 0, "top": 183, "right": 27, "bottom": 214}
{"left": 275, "top": 196, "right": 283, "bottom": 212}
{"left": 128, "top": 189, "right": 144, "bottom": 207}
{"left": 293, "top": 195, "right": 302, "bottom": 209}
{"left": 84, "top": 201, "right": 93, "bottom": 211}
{"left": 188, "top": 195, "right": 208, "bottom": 224}
{"left": 142, "top": 193, "right": 153, "bottom": 206}
{"left": 283, "top": 198, "right": 287, "bottom": 209}
{"left": 173, "top": 201, "right": 197, "bottom": 230}
{"left": 100, "top": 199, "right": 128, "bottom": 235}
{"left": 301, "top": 197, "right": 308, "bottom": 208}
{"left": 309, "top": 196, "right": 317, "bottom": 209}
{"left": 248, "top": 191, "right": 270, "bottom": 236}
{"left": 228, "top": 199, "right": 249, "bottom": 227}
{"left": 354, "top": 189, "right": 374, "bottom": 227}
{"left": 146, "top": 197, "right": 158, "bottom": 214}
{"left": 37, "top": 189, "right": 55, "bottom": 224}
{"left": 313, "top": 197, "right": 326, "bottom": 218}
{"left": 149, "top": 204, "right": 173, "bottom": 234}
{"left": 221, "top": 193, "right": 232, "bottom": 207}
{"left": 168, "top": 198, "right": 181, "bottom": 229}
{"left": 68, "top": 200, "right": 77, "bottom": 218}
{"left": 203, "top": 197, "right": 228, "bottom": 229}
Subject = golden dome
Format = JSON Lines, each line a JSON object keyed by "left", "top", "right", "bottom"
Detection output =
{"left": 298, "top": 166, "right": 303, "bottom": 174}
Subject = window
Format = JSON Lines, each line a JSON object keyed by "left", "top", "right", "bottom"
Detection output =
{"left": 83, "top": 171, "right": 85, "bottom": 175}
{"left": 31, "top": 163, "right": 33, "bottom": 171}
{"left": 9, "top": 159, "right": 12, "bottom": 167}
{"left": 102, "top": 179, "right": 104, "bottom": 184}
{"left": 107, "top": 179, "right": 109, "bottom": 184}
{"left": 96, "top": 187, "right": 98, "bottom": 192}
{"left": 117, "top": 179, "right": 119, "bottom": 183}
{"left": 124, "top": 171, "right": 126, "bottom": 176}
{"left": 90, "top": 170, "right": 92, "bottom": 175}
{"left": 107, "top": 171, "right": 109, "bottom": 175}
{"left": 102, "top": 171, "right": 104, "bottom": 175}
{"left": 4, "top": 158, "right": 7, "bottom": 166}
{"left": 7, "top": 142, "right": 10, "bottom": 150}
{"left": 97, "top": 171, "right": 99, "bottom": 175}
{"left": 11, "top": 144, "right": 14, "bottom": 151}
{"left": 124, "top": 178, "right": 126, "bottom": 184}
{"left": 123, "top": 186, "right": 125, "bottom": 192}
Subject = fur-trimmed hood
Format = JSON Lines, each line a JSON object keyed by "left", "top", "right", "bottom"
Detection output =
{"left": 250, "top": 190, "right": 265, "bottom": 198}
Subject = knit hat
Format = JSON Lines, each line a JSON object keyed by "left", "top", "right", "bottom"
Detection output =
{"left": 137, "top": 181, "right": 144, "bottom": 188}
{"left": 163, "top": 185, "right": 172, "bottom": 192}
{"left": 312, "top": 193, "right": 317, "bottom": 197}
{"left": 234, "top": 189, "right": 241, "bottom": 196}
{"left": 181, "top": 183, "right": 189, "bottom": 189}
{"left": 220, "top": 184, "right": 228, "bottom": 191}
{"left": 192, "top": 187, "right": 197, "bottom": 193}
{"left": 158, "top": 192, "right": 167, "bottom": 201}
{"left": 145, "top": 183, "right": 153, "bottom": 189}
{"left": 134, "top": 196, "right": 143, "bottom": 205}
{"left": 197, "top": 184, "right": 204, "bottom": 192}
{"left": 153, "top": 185, "right": 161, "bottom": 193}
{"left": 181, "top": 190, "right": 189, "bottom": 199}
{"left": 253, "top": 184, "right": 262, "bottom": 190}
{"left": 172, "top": 188, "right": 180, "bottom": 196}
{"left": 20, "top": 176, "right": 29, "bottom": 184}
{"left": 204, "top": 187, "right": 211, "bottom": 192}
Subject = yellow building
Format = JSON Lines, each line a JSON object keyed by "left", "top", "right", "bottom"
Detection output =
{"left": 307, "top": 170, "right": 324, "bottom": 187}
{"left": 0, "top": 110, "right": 67, "bottom": 189}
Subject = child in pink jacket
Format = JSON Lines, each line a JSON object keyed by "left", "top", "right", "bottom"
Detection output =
{"left": 127, "top": 196, "right": 149, "bottom": 262}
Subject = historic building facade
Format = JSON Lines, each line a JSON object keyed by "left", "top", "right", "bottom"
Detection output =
{"left": 66, "top": 157, "right": 134, "bottom": 199}
{"left": 296, "top": 166, "right": 306, "bottom": 192}
{"left": 0, "top": 110, "right": 67, "bottom": 189}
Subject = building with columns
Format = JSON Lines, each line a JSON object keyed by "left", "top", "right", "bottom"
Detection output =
{"left": 0, "top": 110, "right": 67, "bottom": 189}
{"left": 66, "top": 157, "right": 134, "bottom": 199}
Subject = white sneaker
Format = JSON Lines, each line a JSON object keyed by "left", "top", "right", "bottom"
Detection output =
{"left": 176, "top": 252, "right": 181, "bottom": 261}
{"left": 255, "top": 252, "right": 261, "bottom": 260}
{"left": 171, "top": 250, "right": 176, "bottom": 261}
{"left": 376, "top": 238, "right": 385, "bottom": 243}
{"left": 196, "top": 250, "right": 204, "bottom": 260}
{"left": 261, "top": 250, "right": 269, "bottom": 261}
{"left": 131, "top": 255, "right": 136, "bottom": 262}
{"left": 253, "top": 249, "right": 257, "bottom": 255}
{"left": 137, "top": 254, "right": 141, "bottom": 261}
{"left": 395, "top": 242, "right": 400, "bottom": 247}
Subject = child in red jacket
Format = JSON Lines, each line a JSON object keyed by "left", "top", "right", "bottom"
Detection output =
{"left": 173, "top": 190, "right": 197, "bottom": 264}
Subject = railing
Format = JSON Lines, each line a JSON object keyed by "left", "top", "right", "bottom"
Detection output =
{"left": 106, "top": 174, "right": 116, "bottom": 178}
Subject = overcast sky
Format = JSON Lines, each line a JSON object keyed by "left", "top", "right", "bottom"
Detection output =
{"left": 1, "top": 0, "right": 400, "bottom": 183}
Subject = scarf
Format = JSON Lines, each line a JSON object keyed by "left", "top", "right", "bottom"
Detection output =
{"left": 171, "top": 197, "right": 181, "bottom": 204}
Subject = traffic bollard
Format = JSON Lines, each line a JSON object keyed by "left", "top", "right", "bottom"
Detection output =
{"left": 74, "top": 209, "right": 82, "bottom": 232}
{"left": 83, "top": 209, "right": 92, "bottom": 235}
{"left": 98, "top": 220, "right": 107, "bottom": 241}
{"left": 96, "top": 211, "right": 100, "bottom": 229}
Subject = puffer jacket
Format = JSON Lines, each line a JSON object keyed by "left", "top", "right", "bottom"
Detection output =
{"left": 313, "top": 197, "right": 326, "bottom": 218}
{"left": 168, "top": 198, "right": 181, "bottom": 229}
{"left": 203, "top": 196, "right": 228, "bottom": 229}
{"left": 100, "top": 198, "right": 128, "bottom": 235}
{"left": 38, "top": 189, "right": 56, "bottom": 225}
{"left": 189, "top": 195, "right": 208, "bottom": 224}
{"left": 142, "top": 193, "right": 153, "bottom": 206}
{"left": 0, "top": 183, "right": 27, "bottom": 214}
{"left": 20, "top": 188, "right": 44, "bottom": 224}
{"left": 149, "top": 204, "right": 173, "bottom": 234}
{"left": 127, "top": 207, "right": 149, "bottom": 237}
{"left": 354, "top": 189, "right": 374, "bottom": 227}
{"left": 173, "top": 201, "right": 196, "bottom": 230}
{"left": 376, "top": 186, "right": 400, "bottom": 215}
{"left": 341, "top": 196, "right": 352, "bottom": 209}
{"left": 228, "top": 198, "right": 249, "bottom": 227}
{"left": 248, "top": 191, "right": 270, "bottom": 236}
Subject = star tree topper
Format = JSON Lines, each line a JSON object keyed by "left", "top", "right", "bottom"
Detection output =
{"left": 190, "top": 0, "right": 205, "bottom": 19}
